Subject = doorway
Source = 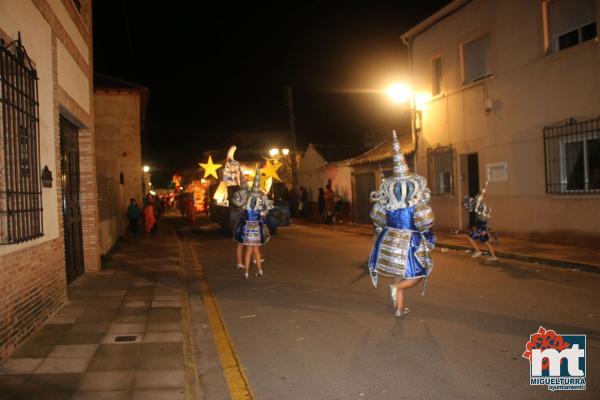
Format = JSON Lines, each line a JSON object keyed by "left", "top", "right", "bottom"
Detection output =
{"left": 467, "top": 153, "right": 479, "bottom": 227}
{"left": 60, "top": 117, "right": 85, "bottom": 283}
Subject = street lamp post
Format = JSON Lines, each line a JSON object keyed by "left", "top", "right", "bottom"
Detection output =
{"left": 285, "top": 85, "right": 298, "bottom": 188}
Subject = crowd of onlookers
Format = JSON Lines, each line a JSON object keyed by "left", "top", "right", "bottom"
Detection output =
{"left": 126, "top": 193, "right": 167, "bottom": 236}
{"left": 127, "top": 183, "right": 346, "bottom": 236}
{"left": 292, "top": 184, "right": 344, "bottom": 224}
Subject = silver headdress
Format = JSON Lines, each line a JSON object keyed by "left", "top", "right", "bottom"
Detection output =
{"left": 463, "top": 181, "right": 491, "bottom": 220}
{"left": 232, "top": 164, "right": 273, "bottom": 212}
{"left": 251, "top": 165, "right": 261, "bottom": 193}
{"left": 370, "top": 131, "right": 429, "bottom": 210}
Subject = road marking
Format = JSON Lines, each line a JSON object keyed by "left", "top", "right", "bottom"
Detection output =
{"left": 179, "top": 239, "right": 200, "bottom": 400}
{"left": 191, "top": 245, "right": 255, "bottom": 400}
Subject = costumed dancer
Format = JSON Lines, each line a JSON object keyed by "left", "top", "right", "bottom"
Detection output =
{"left": 232, "top": 165, "right": 273, "bottom": 279}
{"left": 368, "top": 131, "right": 435, "bottom": 318}
{"left": 462, "top": 182, "right": 497, "bottom": 261}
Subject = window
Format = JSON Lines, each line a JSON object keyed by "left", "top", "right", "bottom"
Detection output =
{"left": 427, "top": 145, "right": 454, "bottom": 195}
{"left": 0, "top": 37, "right": 43, "bottom": 244}
{"left": 544, "top": 117, "right": 600, "bottom": 194}
{"left": 549, "top": 0, "right": 597, "bottom": 52}
{"left": 432, "top": 57, "right": 443, "bottom": 96}
{"left": 462, "top": 34, "right": 491, "bottom": 84}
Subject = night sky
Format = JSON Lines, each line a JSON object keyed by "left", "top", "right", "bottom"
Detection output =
{"left": 93, "top": 1, "right": 451, "bottom": 185}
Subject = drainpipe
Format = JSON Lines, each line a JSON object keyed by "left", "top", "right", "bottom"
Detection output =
{"left": 402, "top": 35, "right": 418, "bottom": 174}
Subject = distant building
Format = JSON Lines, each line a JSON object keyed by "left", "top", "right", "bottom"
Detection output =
{"left": 94, "top": 74, "right": 149, "bottom": 255}
{"left": 349, "top": 133, "right": 414, "bottom": 224}
{"left": 298, "top": 143, "right": 366, "bottom": 220}
{"left": 0, "top": 0, "right": 99, "bottom": 359}
{"left": 402, "top": 0, "right": 600, "bottom": 246}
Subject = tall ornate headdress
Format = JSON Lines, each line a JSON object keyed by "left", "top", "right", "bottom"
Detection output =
{"left": 370, "top": 131, "right": 428, "bottom": 209}
{"left": 251, "top": 165, "right": 261, "bottom": 193}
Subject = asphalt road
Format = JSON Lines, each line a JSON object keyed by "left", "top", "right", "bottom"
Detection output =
{"left": 182, "top": 221, "right": 600, "bottom": 400}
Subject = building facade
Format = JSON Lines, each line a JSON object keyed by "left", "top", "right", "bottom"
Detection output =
{"left": 402, "top": 0, "right": 600, "bottom": 246}
{"left": 94, "top": 74, "right": 148, "bottom": 255}
{"left": 0, "top": 0, "right": 99, "bottom": 359}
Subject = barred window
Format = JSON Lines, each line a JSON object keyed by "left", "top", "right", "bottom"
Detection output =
{"left": 427, "top": 145, "right": 454, "bottom": 195}
{"left": 0, "top": 36, "right": 43, "bottom": 244}
{"left": 544, "top": 117, "right": 600, "bottom": 194}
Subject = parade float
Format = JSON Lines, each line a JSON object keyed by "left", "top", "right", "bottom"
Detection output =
{"left": 203, "top": 145, "right": 290, "bottom": 233}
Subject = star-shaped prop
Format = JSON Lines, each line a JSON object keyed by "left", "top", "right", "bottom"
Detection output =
{"left": 199, "top": 156, "right": 222, "bottom": 179}
{"left": 261, "top": 159, "right": 281, "bottom": 181}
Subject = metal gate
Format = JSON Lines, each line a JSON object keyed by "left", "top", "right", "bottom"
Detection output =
{"left": 354, "top": 173, "right": 375, "bottom": 224}
{"left": 60, "top": 117, "right": 84, "bottom": 282}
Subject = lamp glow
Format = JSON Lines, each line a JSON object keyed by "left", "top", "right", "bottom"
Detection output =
{"left": 269, "top": 148, "right": 280, "bottom": 157}
{"left": 142, "top": 165, "right": 150, "bottom": 173}
{"left": 282, "top": 148, "right": 290, "bottom": 156}
{"left": 386, "top": 83, "right": 412, "bottom": 104}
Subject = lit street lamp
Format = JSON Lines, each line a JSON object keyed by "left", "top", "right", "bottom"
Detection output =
{"left": 143, "top": 165, "right": 150, "bottom": 173}
{"left": 386, "top": 82, "right": 412, "bottom": 104}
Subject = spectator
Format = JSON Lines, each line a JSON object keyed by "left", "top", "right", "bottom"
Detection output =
{"left": 323, "top": 185, "right": 335, "bottom": 224}
{"left": 143, "top": 196, "right": 157, "bottom": 235}
{"left": 127, "top": 198, "right": 140, "bottom": 235}
{"left": 318, "top": 187, "right": 325, "bottom": 220}
{"left": 298, "top": 186, "right": 309, "bottom": 218}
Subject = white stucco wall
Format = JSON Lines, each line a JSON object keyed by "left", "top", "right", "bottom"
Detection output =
{"left": 47, "top": 0, "right": 89, "bottom": 63}
{"left": 409, "top": 0, "right": 600, "bottom": 243}
{"left": 57, "top": 40, "right": 90, "bottom": 113}
{"left": 322, "top": 163, "right": 353, "bottom": 203}
{"left": 0, "top": 0, "right": 59, "bottom": 255}
{"left": 297, "top": 145, "right": 327, "bottom": 202}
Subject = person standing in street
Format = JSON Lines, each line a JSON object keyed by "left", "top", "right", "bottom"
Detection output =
{"left": 298, "top": 186, "right": 309, "bottom": 218}
{"left": 232, "top": 166, "right": 273, "bottom": 279}
{"left": 317, "top": 187, "right": 325, "bottom": 222}
{"left": 127, "top": 198, "right": 140, "bottom": 235}
{"left": 323, "top": 184, "right": 335, "bottom": 224}
{"left": 143, "top": 195, "right": 157, "bottom": 235}
{"left": 368, "top": 131, "right": 435, "bottom": 318}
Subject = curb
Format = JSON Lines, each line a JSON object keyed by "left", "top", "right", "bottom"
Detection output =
{"left": 301, "top": 223, "right": 600, "bottom": 274}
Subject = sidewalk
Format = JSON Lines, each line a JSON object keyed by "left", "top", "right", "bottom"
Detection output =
{"left": 299, "top": 221, "right": 600, "bottom": 273}
{"left": 0, "top": 222, "right": 196, "bottom": 400}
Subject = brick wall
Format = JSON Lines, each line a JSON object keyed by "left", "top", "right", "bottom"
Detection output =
{"left": 0, "top": 239, "right": 67, "bottom": 359}
{"left": 95, "top": 91, "right": 143, "bottom": 254}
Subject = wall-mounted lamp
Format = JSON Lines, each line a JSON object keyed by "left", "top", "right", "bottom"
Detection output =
{"left": 41, "top": 165, "right": 53, "bottom": 188}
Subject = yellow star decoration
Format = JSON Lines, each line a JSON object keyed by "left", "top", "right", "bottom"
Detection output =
{"left": 199, "top": 155, "right": 222, "bottom": 179}
{"left": 260, "top": 159, "right": 281, "bottom": 181}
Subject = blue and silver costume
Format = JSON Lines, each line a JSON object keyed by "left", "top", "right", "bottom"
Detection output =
{"left": 462, "top": 182, "right": 491, "bottom": 243}
{"left": 232, "top": 167, "right": 273, "bottom": 247}
{"left": 368, "top": 131, "right": 435, "bottom": 287}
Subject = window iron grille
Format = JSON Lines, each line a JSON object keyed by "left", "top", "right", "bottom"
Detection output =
{"left": 0, "top": 34, "right": 43, "bottom": 244}
{"left": 544, "top": 117, "right": 600, "bottom": 194}
{"left": 427, "top": 145, "right": 454, "bottom": 195}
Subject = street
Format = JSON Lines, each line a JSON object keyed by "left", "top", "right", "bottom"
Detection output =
{"left": 177, "top": 219, "right": 600, "bottom": 400}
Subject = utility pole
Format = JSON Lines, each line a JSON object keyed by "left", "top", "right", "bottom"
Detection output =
{"left": 285, "top": 85, "right": 298, "bottom": 188}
